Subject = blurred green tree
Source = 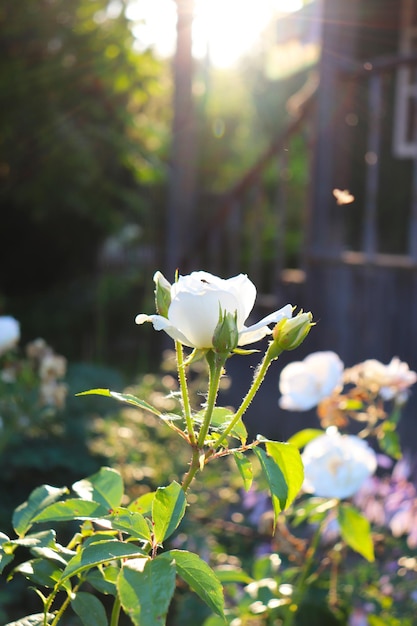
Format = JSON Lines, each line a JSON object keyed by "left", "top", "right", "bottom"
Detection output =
{"left": 0, "top": 0, "right": 169, "bottom": 355}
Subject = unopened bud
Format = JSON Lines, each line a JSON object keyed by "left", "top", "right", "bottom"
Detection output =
{"left": 212, "top": 307, "right": 239, "bottom": 355}
{"left": 153, "top": 271, "right": 172, "bottom": 318}
{"left": 272, "top": 311, "right": 314, "bottom": 351}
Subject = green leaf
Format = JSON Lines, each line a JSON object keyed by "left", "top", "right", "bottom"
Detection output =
{"left": 2, "top": 530, "right": 57, "bottom": 554}
{"left": 288, "top": 428, "right": 324, "bottom": 449}
{"left": 128, "top": 492, "right": 155, "bottom": 517}
{"left": 71, "top": 591, "right": 108, "bottom": 626}
{"left": 227, "top": 418, "right": 247, "bottom": 445}
{"left": 0, "top": 551, "right": 14, "bottom": 575}
{"left": 12, "top": 485, "right": 69, "bottom": 537}
{"left": 0, "top": 532, "right": 14, "bottom": 574}
{"left": 72, "top": 467, "right": 124, "bottom": 510}
{"left": 85, "top": 565, "right": 118, "bottom": 596}
{"left": 338, "top": 503, "right": 374, "bottom": 562}
{"left": 152, "top": 482, "right": 186, "bottom": 544}
{"left": 60, "top": 540, "right": 146, "bottom": 583}
{"left": 254, "top": 442, "right": 303, "bottom": 527}
{"left": 208, "top": 407, "right": 231, "bottom": 425}
{"left": 76, "top": 389, "right": 161, "bottom": 416}
{"left": 162, "top": 549, "right": 225, "bottom": 618}
{"left": 32, "top": 499, "right": 109, "bottom": 524}
{"left": 117, "top": 557, "right": 176, "bottom": 626}
{"left": 233, "top": 452, "right": 253, "bottom": 491}
{"left": 12, "top": 558, "right": 71, "bottom": 592}
{"left": 379, "top": 421, "right": 402, "bottom": 460}
{"left": 4, "top": 613, "right": 55, "bottom": 626}
{"left": 104, "top": 508, "right": 152, "bottom": 542}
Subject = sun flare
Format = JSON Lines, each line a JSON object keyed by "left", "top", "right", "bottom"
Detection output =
{"left": 127, "top": 0, "right": 303, "bottom": 67}
{"left": 194, "top": 0, "right": 303, "bottom": 67}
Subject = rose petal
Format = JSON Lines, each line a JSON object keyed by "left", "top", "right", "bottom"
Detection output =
{"left": 238, "top": 304, "right": 293, "bottom": 346}
{"left": 135, "top": 313, "right": 193, "bottom": 347}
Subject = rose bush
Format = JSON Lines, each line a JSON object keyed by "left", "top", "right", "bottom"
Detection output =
{"left": 301, "top": 428, "right": 377, "bottom": 499}
{"left": 279, "top": 350, "right": 344, "bottom": 411}
{"left": 345, "top": 357, "right": 417, "bottom": 403}
{"left": 136, "top": 271, "right": 293, "bottom": 350}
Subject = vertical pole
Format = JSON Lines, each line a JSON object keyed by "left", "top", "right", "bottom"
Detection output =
{"left": 362, "top": 72, "right": 383, "bottom": 259}
{"left": 166, "top": 0, "right": 197, "bottom": 277}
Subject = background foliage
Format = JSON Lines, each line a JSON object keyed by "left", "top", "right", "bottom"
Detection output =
{"left": 0, "top": 0, "right": 169, "bottom": 363}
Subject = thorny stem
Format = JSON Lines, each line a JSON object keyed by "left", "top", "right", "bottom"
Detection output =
{"left": 48, "top": 580, "right": 82, "bottom": 626}
{"left": 213, "top": 343, "right": 283, "bottom": 451}
{"left": 181, "top": 447, "right": 201, "bottom": 493}
{"left": 181, "top": 353, "right": 226, "bottom": 493}
{"left": 197, "top": 353, "right": 225, "bottom": 449}
{"left": 175, "top": 340, "right": 196, "bottom": 446}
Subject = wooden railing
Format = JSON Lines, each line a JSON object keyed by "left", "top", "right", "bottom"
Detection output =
{"left": 179, "top": 88, "right": 316, "bottom": 297}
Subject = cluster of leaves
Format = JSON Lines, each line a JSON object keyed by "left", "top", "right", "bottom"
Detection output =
{"left": 3, "top": 355, "right": 417, "bottom": 625}
{"left": 0, "top": 467, "right": 224, "bottom": 626}
{"left": 0, "top": 335, "right": 309, "bottom": 625}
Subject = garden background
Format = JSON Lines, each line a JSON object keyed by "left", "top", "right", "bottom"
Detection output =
{"left": 2, "top": 0, "right": 417, "bottom": 624}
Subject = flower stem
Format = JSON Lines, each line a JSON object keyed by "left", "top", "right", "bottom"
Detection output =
{"left": 110, "top": 594, "right": 122, "bottom": 626}
{"left": 197, "top": 353, "right": 225, "bottom": 449}
{"left": 175, "top": 341, "right": 196, "bottom": 446}
{"left": 48, "top": 579, "right": 81, "bottom": 626}
{"left": 181, "top": 447, "right": 201, "bottom": 493}
{"left": 214, "top": 343, "right": 282, "bottom": 450}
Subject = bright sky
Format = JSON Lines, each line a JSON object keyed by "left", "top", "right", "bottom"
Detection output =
{"left": 126, "top": 0, "right": 303, "bottom": 67}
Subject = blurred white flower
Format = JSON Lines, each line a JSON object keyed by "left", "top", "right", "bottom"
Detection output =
{"left": 0, "top": 316, "right": 20, "bottom": 356}
{"left": 39, "top": 354, "right": 67, "bottom": 381}
{"left": 136, "top": 271, "right": 292, "bottom": 350}
{"left": 39, "top": 381, "right": 68, "bottom": 408}
{"left": 345, "top": 357, "right": 417, "bottom": 402}
{"left": 302, "top": 429, "right": 377, "bottom": 499}
{"left": 26, "top": 338, "right": 50, "bottom": 361}
{"left": 279, "top": 351, "right": 344, "bottom": 411}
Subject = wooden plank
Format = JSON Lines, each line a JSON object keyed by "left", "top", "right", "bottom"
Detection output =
{"left": 362, "top": 72, "right": 383, "bottom": 258}
{"left": 409, "top": 122, "right": 417, "bottom": 260}
{"left": 272, "top": 152, "right": 289, "bottom": 291}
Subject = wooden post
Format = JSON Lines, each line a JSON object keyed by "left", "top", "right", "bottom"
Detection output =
{"left": 166, "top": 0, "right": 197, "bottom": 277}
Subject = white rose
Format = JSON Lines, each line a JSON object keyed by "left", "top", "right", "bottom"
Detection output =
{"left": 302, "top": 429, "right": 377, "bottom": 499}
{"left": 0, "top": 316, "right": 20, "bottom": 356}
{"left": 345, "top": 357, "right": 417, "bottom": 402}
{"left": 279, "top": 350, "right": 344, "bottom": 411}
{"left": 135, "top": 271, "right": 293, "bottom": 350}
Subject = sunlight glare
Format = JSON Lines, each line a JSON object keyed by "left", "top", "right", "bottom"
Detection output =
{"left": 126, "top": 0, "right": 304, "bottom": 66}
